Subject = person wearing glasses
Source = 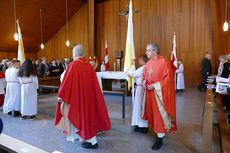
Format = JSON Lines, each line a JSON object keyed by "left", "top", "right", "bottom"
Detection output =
{"left": 143, "top": 43, "right": 177, "bottom": 150}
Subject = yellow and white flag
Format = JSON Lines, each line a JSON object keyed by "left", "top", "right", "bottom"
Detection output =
{"left": 17, "top": 20, "right": 25, "bottom": 64}
{"left": 124, "top": 0, "right": 135, "bottom": 90}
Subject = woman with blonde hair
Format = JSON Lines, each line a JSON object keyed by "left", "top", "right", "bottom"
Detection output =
{"left": 217, "top": 55, "right": 226, "bottom": 77}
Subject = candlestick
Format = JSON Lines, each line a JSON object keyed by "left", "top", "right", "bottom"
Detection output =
{"left": 114, "top": 63, "right": 116, "bottom": 71}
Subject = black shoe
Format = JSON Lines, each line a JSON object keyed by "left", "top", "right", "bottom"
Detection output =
{"left": 81, "top": 142, "right": 98, "bottom": 149}
{"left": 30, "top": 115, "right": 36, "bottom": 120}
{"left": 7, "top": 111, "right": 12, "bottom": 115}
{"left": 13, "top": 111, "right": 21, "bottom": 117}
{"left": 134, "top": 127, "right": 148, "bottom": 133}
{"left": 152, "top": 137, "right": 163, "bottom": 150}
{"left": 20, "top": 116, "right": 27, "bottom": 120}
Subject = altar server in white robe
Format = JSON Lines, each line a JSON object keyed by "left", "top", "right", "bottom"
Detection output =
{"left": 18, "top": 59, "right": 38, "bottom": 120}
{"left": 175, "top": 59, "right": 185, "bottom": 93}
{"left": 3, "top": 60, "right": 21, "bottom": 116}
{"left": 129, "top": 55, "right": 148, "bottom": 133}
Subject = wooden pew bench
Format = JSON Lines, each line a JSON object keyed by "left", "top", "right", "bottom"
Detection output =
{"left": 202, "top": 88, "right": 214, "bottom": 153}
{"left": 216, "top": 94, "right": 230, "bottom": 153}
{"left": 38, "top": 76, "right": 60, "bottom": 92}
{"left": 39, "top": 85, "right": 59, "bottom": 91}
{"left": 0, "top": 133, "right": 48, "bottom": 153}
{"left": 103, "top": 90, "right": 126, "bottom": 119}
{"left": 38, "top": 76, "right": 60, "bottom": 86}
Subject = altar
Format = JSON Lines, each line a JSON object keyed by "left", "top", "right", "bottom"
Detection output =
{"left": 96, "top": 71, "right": 130, "bottom": 118}
{"left": 96, "top": 71, "right": 129, "bottom": 92}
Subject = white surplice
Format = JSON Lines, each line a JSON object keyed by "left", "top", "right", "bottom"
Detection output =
{"left": 176, "top": 64, "right": 185, "bottom": 90}
{"left": 3, "top": 67, "right": 21, "bottom": 113}
{"left": 129, "top": 65, "right": 148, "bottom": 127}
{"left": 19, "top": 76, "right": 38, "bottom": 116}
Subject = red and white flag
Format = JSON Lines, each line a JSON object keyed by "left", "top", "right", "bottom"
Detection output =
{"left": 171, "top": 32, "right": 177, "bottom": 73}
{"left": 105, "top": 40, "right": 109, "bottom": 71}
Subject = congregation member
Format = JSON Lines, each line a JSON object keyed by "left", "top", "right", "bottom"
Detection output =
{"left": 175, "top": 59, "right": 185, "bottom": 93}
{"left": 3, "top": 60, "right": 21, "bottom": 116}
{"left": 0, "top": 70, "right": 6, "bottom": 107}
{"left": 49, "top": 59, "right": 60, "bottom": 77}
{"left": 35, "top": 60, "right": 40, "bottom": 75}
{"left": 221, "top": 54, "right": 230, "bottom": 78}
{"left": 129, "top": 55, "right": 148, "bottom": 133}
{"left": 1, "top": 59, "right": 10, "bottom": 74}
{"left": 197, "top": 52, "right": 212, "bottom": 91}
{"left": 54, "top": 45, "right": 111, "bottom": 149}
{"left": 18, "top": 59, "right": 38, "bottom": 120}
{"left": 40, "top": 57, "right": 49, "bottom": 78}
{"left": 60, "top": 59, "right": 72, "bottom": 82}
{"left": 143, "top": 43, "right": 177, "bottom": 150}
{"left": 59, "top": 59, "right": 65, "bottom": 74}
{"left": 217, "top": 55, "right": 227, "bottom": 77}
{"left": 220, "top": 54, "right": 230, "bottom": 113}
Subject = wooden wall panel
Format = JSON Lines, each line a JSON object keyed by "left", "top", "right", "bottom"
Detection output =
{"left": 210, "top": 0, "right": 230, "bottom": 63}
{"left": 95, "top": 0, "right": 215, "bottom": 88}
{"left": 37, "top": 4, "right": 89, "bottom": 61}
{"left": 0, "top": 51, "right": 37, "bottom": 60}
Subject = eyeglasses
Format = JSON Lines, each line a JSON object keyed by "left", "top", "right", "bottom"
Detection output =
{"left": 146, "top": 49, "right": 152, "bottom": 52}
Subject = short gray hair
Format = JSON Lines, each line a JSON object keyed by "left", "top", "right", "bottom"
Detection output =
{"left": 147, "top": 43, "right": 160, "bottom": 54}
{"left": 73, "top": 44, "right": 85, "bottom": 57}
{"left": 226, "top": 54, "right": 230, "bottom": 61}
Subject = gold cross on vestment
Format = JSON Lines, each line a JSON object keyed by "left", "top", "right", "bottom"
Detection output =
{"left": 148, "top": 67, "right": 153, "bottom": 78}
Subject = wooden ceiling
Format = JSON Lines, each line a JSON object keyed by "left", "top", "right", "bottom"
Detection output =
{"left": 0, "top": 0, "right": 85, "bottom": 53}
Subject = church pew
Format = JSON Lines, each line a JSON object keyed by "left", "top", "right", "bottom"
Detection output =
{"left": 202, "top": 88, "right": 214, "bottom": 153}
{"left": 38, "top": 76, "right": 60, "bottom": 92}
{"left": 0, "top": 133, "right": 49, "bottom": 153}
{"left": 38, "top": 76, "right": 60, "bottom": 86}
{"left": 216, "top": 94, "right": 230, "bottom": 153}
{"left": 103, "top": 90, "right": 126, "bottom": 119}
{"left": 39, "top": 85, "right": 59, "bottom": 91}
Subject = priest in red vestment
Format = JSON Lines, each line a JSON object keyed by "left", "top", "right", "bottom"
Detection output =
{"left": 54, "top": 44, "right": 111, "bottom": 149}
{"left": 0, "top": 71, "right": 6, "bottom": 107}
{"left": 142, "top": 43, "right": 177, "bottom": 150}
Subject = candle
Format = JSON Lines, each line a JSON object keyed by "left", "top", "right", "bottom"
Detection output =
{"left": 114, "top": 63, "right": 116, "bottom": 71}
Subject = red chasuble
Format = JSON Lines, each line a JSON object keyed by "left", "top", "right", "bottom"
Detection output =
{"left": 54, "top": 57, "right": 111, "bottom": 140}
{"left": 143, "top": 55, "right": 177, "bottom": 133}
{"left": 0, "top": 71, "right": 5, "bottom": 106}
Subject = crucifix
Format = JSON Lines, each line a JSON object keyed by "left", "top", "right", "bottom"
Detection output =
{"left": 118, "top": 2, "right": 140, "bottom": 25}
{"left": 148, "top": 67, "right": 153, "bottom": 78}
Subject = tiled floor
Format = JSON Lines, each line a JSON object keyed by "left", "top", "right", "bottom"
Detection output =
{"left": 0, "top": 88, "right": 221, "bottom": 153}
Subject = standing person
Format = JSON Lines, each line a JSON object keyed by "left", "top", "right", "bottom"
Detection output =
{"left": 221, "top": 54, "right": 230, "bottom": 78}
{"left": 217, "top": 55, "right": 226, "bottom": 77}
{"left": 39, "top": 57, "right": 49, "bottom": 78}
{"left": 49, "top": 60, "right": 60, "bottom": 76}
{"left": 100, "top": 61, "right": 106, "bottom": 72}
{"left": 0, "top": 71, "right": 6, "bottom": 107}
{"left": 175, "top": 59, "right": 185, "bottom": 93}
{"left": 197, "top": 52, "right": 212, "bottom": 91}
{"left": 54, "top": 45, "right": 111, "bottom": 149}
{"left": 3, "top": 60, "right": 21, "bottom": 116}
{"left": 59, "top": 59, "right": 65, "bottom": 75}
{"left": 129, "top": 55, "right": 148, "bottom": 133}
{"left": 18, "top": 60, "right": 38, "bottom": 120}
{"left": 2, "top": 60, "right": 11, "bottom": 74}
{"left": 35, "top": 60, "right": 40, "bottom": 75}
{"left": 143, "top": 43, "right": 177, "bottom": 150}
{"left": 60, "top": 59, "right": 72, "bottom": 82}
